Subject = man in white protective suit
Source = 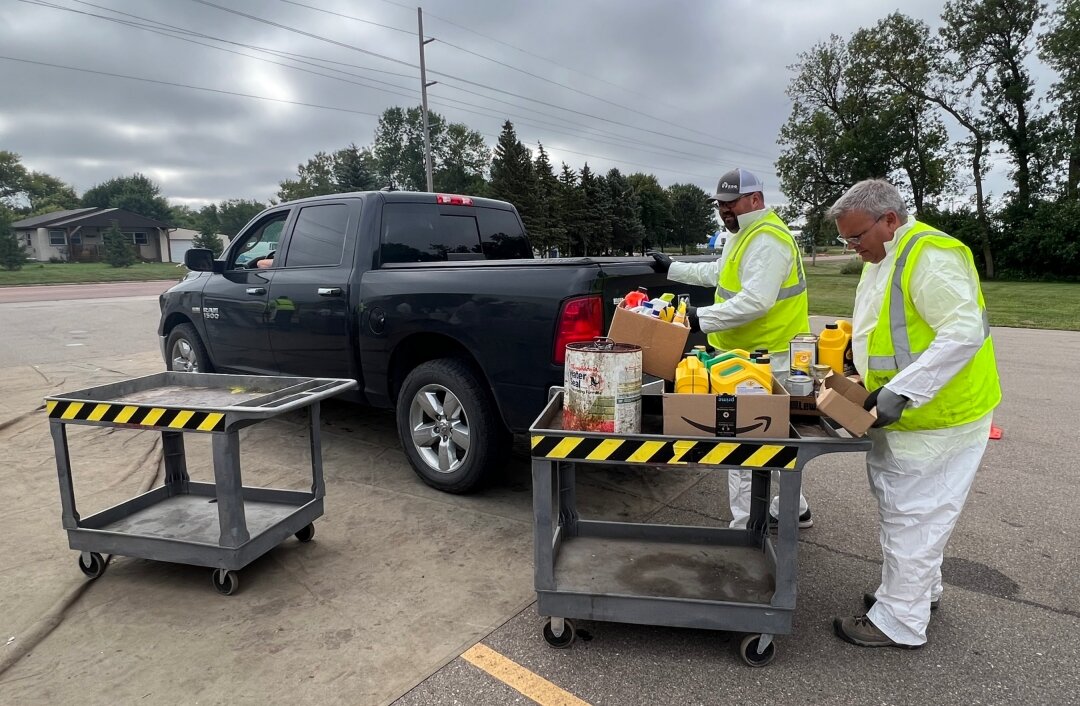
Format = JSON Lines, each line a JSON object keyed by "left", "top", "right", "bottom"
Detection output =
{"left": 649, "top": 168, "right": 813, "bottom": 530}
{"left": 827, "top": 179, "right": 1001, "bottom": 649}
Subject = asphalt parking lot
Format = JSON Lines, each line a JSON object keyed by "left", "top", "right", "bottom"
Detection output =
{"left": 1, "top": 285, "right": 1077, "bottom": 705}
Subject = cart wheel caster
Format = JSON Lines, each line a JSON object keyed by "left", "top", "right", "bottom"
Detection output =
{"left": 212, "top": 569, "right": 239, "bottom": 596}
{"left": 738, "top": 633, "right": 776, "bottom": 667}
{"left": 78, "top": 552, "right": 106, "bottom": 579}
{"left": 542, "top": 618, "right": 576, "bottom": 648}
{"left": 295, "top": 523, "right": 315, "bottom": 543}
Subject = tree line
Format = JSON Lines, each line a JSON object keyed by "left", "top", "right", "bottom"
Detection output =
{"left": 779, "top": 0, "right": 1080, "bottom": 280}
{"left": 268, "top": 106, "right": 717, "bottom": 257}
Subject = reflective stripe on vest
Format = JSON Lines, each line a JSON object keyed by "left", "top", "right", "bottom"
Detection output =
{"left": 866, "top": 230, "right": 991, "bottom": 373}
{"left": 709, "top": 210, "right": 810, "bottom": 354}
{"left": 864, "top": 222, "right": 1001, "bottom": 431}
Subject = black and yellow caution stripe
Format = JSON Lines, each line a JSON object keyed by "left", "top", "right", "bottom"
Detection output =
{"left": 530, "top": 434, "right": 799, "bottom": 469}
{"left": 46, "top": 399, "right": 225, "bottom": 432}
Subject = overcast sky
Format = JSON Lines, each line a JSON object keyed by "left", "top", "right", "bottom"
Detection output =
{"left": 0, "top": 0, "right": 986, "bottom": 209}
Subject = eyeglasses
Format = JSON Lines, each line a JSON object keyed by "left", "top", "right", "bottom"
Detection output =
{"left": 837, "top": 214, "right": 884, "bottom": 245}
{"left": 714, "top": 193, "right": 750, "bottom": 209}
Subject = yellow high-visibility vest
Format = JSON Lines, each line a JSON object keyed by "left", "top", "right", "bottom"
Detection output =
{"left": 864, "top": 221, "right": 1001, "bottom": 431}
{"left": 710, "top": 210, "right": 809, "bottom": 354}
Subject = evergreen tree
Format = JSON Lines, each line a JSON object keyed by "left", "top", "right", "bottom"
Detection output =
{"left": 333, "top": 143, "right": 380, "bottom": 192}
{"left": 628, "top": 173, "right": 674, "bottom": 252}
{"left": 578, "top": 164, "right": 611, "bottom": 255}
{"left": 555, "top": 163, "right": 586, "bottom": 257}
{"left": 103, "top": 219, "right": 135, "bottom": 267}
{"left": 530, "top": 143, "right": 564, "bottom": 255}
{"left": 605, "top": 168, "right": 646, "bottom": 255}
{"left": 489, "top": 121, "right": 538, "bottom": 234}
{"left": 0, "top": 206, "right": 26, "bottom": 270}
{"left": 192, "top": 212, "right": 224, "bottom": 257}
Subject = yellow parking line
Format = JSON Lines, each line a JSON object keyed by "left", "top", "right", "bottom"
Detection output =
{"left": 461, "top": 643, "right": 591, "bottom": 706}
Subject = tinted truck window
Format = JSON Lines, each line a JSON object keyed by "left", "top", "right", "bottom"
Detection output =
{"left": 380, "top": 203, "right": 483, "bottom": 263}
{"left": 478, "top": 208, "right": 532, "bottom": 259}
{"left": 283, "top": 204, "right": 349, "bottom": 267}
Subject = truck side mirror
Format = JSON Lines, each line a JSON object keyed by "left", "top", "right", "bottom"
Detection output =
{"left": 184, "top": 248, "right": 220, "bottom": 272}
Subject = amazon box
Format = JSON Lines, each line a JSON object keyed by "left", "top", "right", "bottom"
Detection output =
{"left": 663, "top": 377, "right": 790, "bottom": 438}
{"left": 607, "top": 306, "right": 689, "bottom": 380}
{"left": 815, "top": 373, "right": 876, "bottom": 436}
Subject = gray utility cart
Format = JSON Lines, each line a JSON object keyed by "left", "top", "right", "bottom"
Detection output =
{"left": 46, "top": 372, "right": 356, "bottom": 595}
{"left": 529, "top": 388, "right": 871, "bottom": 667}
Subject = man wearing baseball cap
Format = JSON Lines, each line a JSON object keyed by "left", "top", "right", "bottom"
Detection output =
{"left": 649, "top": 168, "right": 813, "bottom": 530}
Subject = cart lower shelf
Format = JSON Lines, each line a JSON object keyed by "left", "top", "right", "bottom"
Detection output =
{"left": 68, "top": 481, "right": 321, "bottom": 572}
{"left": 553, "top": 535, "right": 775, "bottom": 604}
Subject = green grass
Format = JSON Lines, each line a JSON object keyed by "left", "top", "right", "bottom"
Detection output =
{"left": 804, "top": 259, "right": 1080, "bottom": 330}
{"left": 0, "top": 262, "right": 184, "bottom": 286}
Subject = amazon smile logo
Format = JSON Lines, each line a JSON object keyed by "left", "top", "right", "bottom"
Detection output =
{"left": 681, "top": 415, "right": 773, "bottom": 435}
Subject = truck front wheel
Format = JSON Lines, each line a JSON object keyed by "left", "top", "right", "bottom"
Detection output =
{"left": 396, "top": 358, "right": 507, "bottom": 494}
{"left": 166, "top": 323, "right": 214, "bottom": 373}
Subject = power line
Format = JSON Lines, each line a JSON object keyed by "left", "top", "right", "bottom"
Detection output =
{"left": 21, "top": 0, "right": 777, "bottom": 176}
{"left": 184, "top": 0, "right": 776, "bottom": 161}
{"left": 1, "top": 54, "right": 753, "bottom": 184}
{"left": 0, "top": 55, "right": 382, "bottom": 118}
{"left": 281, "top": 0, "right": 762, "bottom": 157}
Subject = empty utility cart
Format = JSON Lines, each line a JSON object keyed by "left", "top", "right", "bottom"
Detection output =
{"left": 46, "top": 372, "right": 356, "bottom": 595}
{"left": 529, "top": 389, "right": 871, "bottom": 667}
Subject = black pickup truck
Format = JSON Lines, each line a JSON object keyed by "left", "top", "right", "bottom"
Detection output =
{"left": 159, "top": 191, "right": 707, "bottom": 492}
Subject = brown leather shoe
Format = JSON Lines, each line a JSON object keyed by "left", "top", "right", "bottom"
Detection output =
{"left": 863, "top": 592, "right": 939, "bottom": 612}
{"left": 833, "top": 615, "right": 923, "bottom": 649}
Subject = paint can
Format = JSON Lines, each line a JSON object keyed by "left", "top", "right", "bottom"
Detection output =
{"left": 563, "top": 337, "right": 642, "bottom": 433}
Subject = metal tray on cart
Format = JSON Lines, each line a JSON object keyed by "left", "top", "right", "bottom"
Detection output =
{"left": 46, "top": 372, "right": 357, "bottom": 595}
{"left": 528, "top": 388, "right": 870, "bottom": 666}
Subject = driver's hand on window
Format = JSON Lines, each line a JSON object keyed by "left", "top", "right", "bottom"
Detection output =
{"left": 256, "top": 257, "right": 274, "bottom": 269}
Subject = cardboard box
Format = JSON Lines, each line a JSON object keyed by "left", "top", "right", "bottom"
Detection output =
{"left": 789, "top": 394, "right": 822, "bottom": 416}
{"left": 663, "top": 377, "right": 790, "bottom": 438}
{"left": 607, "top": 306, "right": 689, "bottom": 380}
{"left": 816, "top": 373, "right": 877, "bottom": 436}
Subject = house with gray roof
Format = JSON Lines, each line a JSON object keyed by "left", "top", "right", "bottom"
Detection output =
{"left": 12, "top": 207, "right": 174, "bottom": 262}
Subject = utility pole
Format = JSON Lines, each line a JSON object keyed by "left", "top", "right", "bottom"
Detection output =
{"left": 418, "top": 7, "right": 436, "bottom": 192}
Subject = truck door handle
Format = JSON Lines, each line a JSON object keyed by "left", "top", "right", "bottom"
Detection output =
{"left": 246, "top": 287, "right": 266, "bottom": 295}
{"left": 317, "top": 287, "right": 342, "bottom": 297}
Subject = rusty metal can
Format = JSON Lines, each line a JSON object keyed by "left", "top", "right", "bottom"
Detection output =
{"left": 563, "top": 337, "right": 642, "bottom": 433}
{"left": 789, "top": 334, "right": 818, "bottom": 377}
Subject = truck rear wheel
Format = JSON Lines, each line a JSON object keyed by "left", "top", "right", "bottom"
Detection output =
{"left": 396, "top": 358, "right": 507, "bottom": 493}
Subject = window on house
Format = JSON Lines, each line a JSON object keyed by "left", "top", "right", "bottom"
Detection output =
{"left": 127, "top": 232, "right": 149, "bottom": 245}
{"left": 70, "top": 234, "right": 82, "bottom": 245}
{"left": 25, "top": 234, "right": 32, "bottom": 247}
{"left": 49, "top": 230, "right": 66, "bottom": 246}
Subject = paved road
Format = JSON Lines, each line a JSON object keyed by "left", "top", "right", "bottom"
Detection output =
{"left": 0, "top": 282, "right": 167, "bottom": 367}
{"left": 0, "top": 280, "right": 177, "bottom": 304}
{"left": 2, "top": 283, "right": 1076, "bottom": 705}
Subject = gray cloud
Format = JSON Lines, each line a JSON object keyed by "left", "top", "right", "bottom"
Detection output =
{"left": 0, "top": 0, "right": 996, "bottom": 209}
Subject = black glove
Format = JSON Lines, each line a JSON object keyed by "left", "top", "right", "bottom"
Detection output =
{"left": 647, "top": 251, "right": 672, "bottom": 273}
{"left": 862, "top": 387, "right": 880, "bottom": 412}
{"left": 869, "top": 387, "right": 909, "bottom": 428}
{"left": 685, "top": 305, "right": 700, "bottom": 333}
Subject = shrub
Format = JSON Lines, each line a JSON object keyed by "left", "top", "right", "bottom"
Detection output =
{"left": 0, "top": 230, "right": 27, "bottom": 271}
{"left": 103, "top": 219, "right": 135, "bottom": 267}
{"left": 840, "top": 256, "right": 864, "bottom": 275}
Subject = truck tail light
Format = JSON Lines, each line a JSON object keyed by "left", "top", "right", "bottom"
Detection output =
{"left": 553, "top": 295, "right": 603, "bottom": 365}
{"left": 436, "top": 194, "right": 474, "bottom": 206}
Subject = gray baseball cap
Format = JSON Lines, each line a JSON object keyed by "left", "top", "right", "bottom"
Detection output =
{"left": 708, "top": 168, "right": 764, "bottom": 202}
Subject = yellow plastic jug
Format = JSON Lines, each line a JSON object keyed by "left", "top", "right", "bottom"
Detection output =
{"left": 703, "top": 348, "right": 750, "bottom": 368}
{"left": 818, "top": 323, "right": 850, "bottom": 375}
{"left": 835, "top": 320, "right": 855, "bottom": 374}
{"left": 710, "top": 357, "right": 772, "bottom": 395}
{"left": 675, "top": 355, "right": 710, "bottom": 394}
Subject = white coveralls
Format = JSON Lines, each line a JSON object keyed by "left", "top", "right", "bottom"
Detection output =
{"left": 667, "top": 207, "right": 810, "bottom": 528}
{"left": 854, "top": 216, "right": 993, "bottom": 646}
